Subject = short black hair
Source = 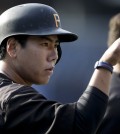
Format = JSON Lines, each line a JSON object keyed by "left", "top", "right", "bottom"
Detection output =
{"left": 0, "top": 35, "right": 29, "bottom": 60}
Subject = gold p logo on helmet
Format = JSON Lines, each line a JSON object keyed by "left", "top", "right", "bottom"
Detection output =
{"left": 53, "top": 14, "right": 60, "bottom": 28}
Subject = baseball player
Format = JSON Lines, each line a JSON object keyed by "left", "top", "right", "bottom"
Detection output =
{"left": 0, "top": 3, "right": 120, "bottom": 134}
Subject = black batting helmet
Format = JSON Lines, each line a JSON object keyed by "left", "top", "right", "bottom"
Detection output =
{"left": 0, "top": 3, "right": 78, "bottom": 63}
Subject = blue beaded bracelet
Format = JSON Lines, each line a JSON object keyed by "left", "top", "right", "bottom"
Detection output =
{"left": 94, "top": 61, "right": 113, "bottom": 74}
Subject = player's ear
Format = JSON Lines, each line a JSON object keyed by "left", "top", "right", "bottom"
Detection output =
{"left": 6, "top": 37, "right": 17, "bottom": 58}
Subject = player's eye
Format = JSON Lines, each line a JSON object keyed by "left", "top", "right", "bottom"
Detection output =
{"left": 54, "top": 44, "right": 58, "bottom": 48}
{"left": 55, "top": 42, "right": 60, "bottom": 48}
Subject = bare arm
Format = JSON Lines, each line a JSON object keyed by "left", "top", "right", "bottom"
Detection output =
{"left": 89, "top": 68, "right": 111, "bottom": 96}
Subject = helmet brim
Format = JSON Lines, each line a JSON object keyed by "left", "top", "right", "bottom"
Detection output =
{"left": 27, "top": 27, "right": 78, "bottom": 42}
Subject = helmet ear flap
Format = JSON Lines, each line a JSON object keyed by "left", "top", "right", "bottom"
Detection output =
{"left": 56, "top": 45, "right": 62, "bottom": 64}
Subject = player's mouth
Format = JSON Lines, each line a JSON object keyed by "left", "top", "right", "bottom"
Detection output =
{"left": 45, "top": 67, "right": 54, "bottom": 75}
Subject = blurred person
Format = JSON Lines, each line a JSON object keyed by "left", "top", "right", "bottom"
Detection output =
{"left": 96, "top": 13, "right": 120, "bottom": 134}
{"left": 0, "top": 3, "right": 120, "bottom": 134}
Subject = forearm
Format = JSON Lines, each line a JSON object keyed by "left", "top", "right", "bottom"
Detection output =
{"left": 88, "top": 66, "right": 112, "bottom": 96}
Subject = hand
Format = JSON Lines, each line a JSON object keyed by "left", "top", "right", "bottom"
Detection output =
{"left": 100, "top": 38, "right": 120, "bottom": 66}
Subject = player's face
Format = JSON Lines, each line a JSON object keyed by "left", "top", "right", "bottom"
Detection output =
{"left": 14, "top": 35, "right": 59, "bottom": 85}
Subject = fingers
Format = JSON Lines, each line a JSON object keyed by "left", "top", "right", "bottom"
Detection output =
{"left": 100, "top": 38, "right": 120, "bottom": 66}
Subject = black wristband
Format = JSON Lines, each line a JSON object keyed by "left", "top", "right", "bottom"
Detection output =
{"left": 94, "top": 61, "right": 113, "bottom": 74}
